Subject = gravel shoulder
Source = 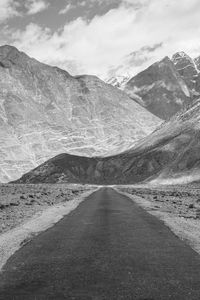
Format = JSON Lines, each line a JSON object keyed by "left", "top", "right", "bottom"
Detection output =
{"left": 117, "top": 184, "right": 200, "bottom": 255}
{"left": 0, "top": 184, "right": 97, "bottom": 271}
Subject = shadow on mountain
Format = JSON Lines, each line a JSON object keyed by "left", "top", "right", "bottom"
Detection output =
{"left": 15, "top": 99, "right": 200, "bottom": 185}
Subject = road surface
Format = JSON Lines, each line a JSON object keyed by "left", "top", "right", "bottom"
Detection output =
{"left": 0, "top": 188, "right": 200, "bottom": 299}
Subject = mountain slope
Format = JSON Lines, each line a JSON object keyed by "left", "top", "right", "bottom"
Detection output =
{"left": 16, "top": 99, "right": 200, "bottom": 185}
{"left": 171, "top": 52, "right": 199, "bottom": 94}
{"left": 0, "top": 45, "right": 161, "bottom": 182}
{"left": 124, "top": 57, "right": 191, "bottom": 120}
{"left": 107, "top": 51, "right": 200, "bottom": 120}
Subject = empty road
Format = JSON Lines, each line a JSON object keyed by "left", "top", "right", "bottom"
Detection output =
{"left": 1, "top": 188, "right": 200, "bottom": 299}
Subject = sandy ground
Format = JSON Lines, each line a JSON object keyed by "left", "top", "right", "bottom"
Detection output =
{"left": 0, "top": 183, "right": 95, "bottom": 234}
{"left": 117, "top": 185, "right": 200, "bottom": 255}
{"left": 0, "top": 184, "right": 97, "bottom": 271}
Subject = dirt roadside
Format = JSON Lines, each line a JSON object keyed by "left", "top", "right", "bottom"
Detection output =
{"left": 117, "top": 185, "right": 200, "bottom": 255}
{"left": 0, "top": 184, "right": 97, "bottom": 271}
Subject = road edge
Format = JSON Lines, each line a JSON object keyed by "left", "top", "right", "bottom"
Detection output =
{"left": 0, "top": 188, "right": 98, "bottom": 272}
{"left": 115, "top": 188, "right": 200, "bottom": 256}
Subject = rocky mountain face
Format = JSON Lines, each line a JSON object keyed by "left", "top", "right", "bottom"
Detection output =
{"left": 16, "top": 99, "right": 200, "bottom": 185}
{"left": 194, "top": 56, "right": 200, "bottom": 93}
{"left": 108, "top": 51, "right": 200, "bottom": 120}
{"left": 194, "top": 56, "right": 200, "bottom": 71}
{"left": 124, "top": 56, "right": 191, "bottom": 120}
{"left": 171, "top": 52, "right": 199, "bottom": 93}
{"left": 0, "top": 45, "right": 161, "bottom": 183}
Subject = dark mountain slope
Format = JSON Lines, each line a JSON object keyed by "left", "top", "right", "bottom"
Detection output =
{"left": 16, "top": 99, "right": 200, "bottom": 185}
{"left": 107, "top": 51, "right": 200, "bottom": 121}
{"left": 124, "top": 57, "right": 191, "bottom": 120}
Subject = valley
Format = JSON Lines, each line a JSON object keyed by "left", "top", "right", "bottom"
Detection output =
{"left": 1, "top": 43, "right": 200, "bottom": 251}
{"left": 1, "top": 0, "right": 200, "bottom": 297}
{"left": 1, "top": 44, "right": 200, "bottom": 299}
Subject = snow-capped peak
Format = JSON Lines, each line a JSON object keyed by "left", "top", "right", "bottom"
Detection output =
{"left": 106, "top": 75, "right": 131, "bottom": 89}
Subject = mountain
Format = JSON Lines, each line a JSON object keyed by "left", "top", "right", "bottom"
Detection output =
{"left": 107, "top": 51, "right": 200, "bottom": 121}
{"left": 0, "top": 45, "right": 161, "bottom": 183}
{"left": 171, "top": 52, "right": 199, "bottom": 93}
{"left": 15, "top": 99, "right": 200, "bottom": 185}
{"left": 194, "top": 56, "right": 200, "bottom": 71}
{"left": 106, "top": 75, "right": 130, "bottom": 89}
{"left": 124, "top": 57, "right": 191, "bottom": 120}
{"left": 171, "top": 52, "right": 200, "bottom": 101}
{"left": 194, "top": 55, "right": 200, "bottom": 94}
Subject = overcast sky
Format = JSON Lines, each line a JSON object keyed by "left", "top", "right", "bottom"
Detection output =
{"left": 1, "top": 0, "right": 200, "bottom": 79}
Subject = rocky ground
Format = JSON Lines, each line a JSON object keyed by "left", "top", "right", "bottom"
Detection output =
{"left": 0, "top": 184, "right": 92, "bottom": 234}
{"left": 118, "top": 184, "right": 200, "bottom": 254}
{"left": 119, "top": 184, "right": 200, "bottom": 219}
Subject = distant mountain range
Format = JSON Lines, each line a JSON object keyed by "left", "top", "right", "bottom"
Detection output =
{"left": 0, "top": 45, "right": 160, "bottom": 182}
{"left": 107, "top": 51, "right": 200, "bottom": 120}
{"left": 16, "top": 99, "right": 200, "bottom": 185}
{"left": 2, "top": 44, "right": 200, "bottom": 185}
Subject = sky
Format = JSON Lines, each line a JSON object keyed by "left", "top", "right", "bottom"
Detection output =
{"left": 1, "top": 0, "right": 200, "bottom": 79}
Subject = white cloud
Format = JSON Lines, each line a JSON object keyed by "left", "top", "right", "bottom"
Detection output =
{"left": 25, "top": 0, "right": 49, "bottom": 15}
{"left": 7, "top": 0, "right": 200, "bottom": 78}
{"left": 0, "top": 0, "right": 20, "bottom": 22}
{"left": 0, "top": 0, "right": 49, "bottom": 23}
{"left": 59, "top": 1, "right": 88, "bottom": 15}
{"left": 59, "top": 3, "right": 74, "bottom": 15}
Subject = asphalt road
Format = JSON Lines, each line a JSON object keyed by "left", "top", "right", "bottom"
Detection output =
{"left": 1, "top": 188, "right": 200, "bottom": 300}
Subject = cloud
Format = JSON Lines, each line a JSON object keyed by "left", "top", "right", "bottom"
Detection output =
{"left": 106, "top": 43, "right": 163, "bottom": 78}
{"left": 5, "top": 0, "right": 200, "bottom": 79}
{"left": 25, "top": 0, "right": 49, "bottom": 15}
{"left": 59, "top": 3, "right": 74, "bottom": 15}
{"left": 0, "top": 0, "right": 20, "bottom": 22}
{"left": 59, "top": 1, "right": 88, "bottom": 15}
{"left": 0, "top": 0, "right": 49, "bottom": 23}
{"left": 59, "top": 1, "right": 96, "bottom": 15}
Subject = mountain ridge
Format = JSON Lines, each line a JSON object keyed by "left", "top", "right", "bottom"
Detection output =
{"left": 107, "top": 51, "right": 200, "bottom": 120}
{"left": 0, "top": 44, "right": 161, "bottom": 183}
{"left": 15, "top": 98, "right": 200, "bottom": 185}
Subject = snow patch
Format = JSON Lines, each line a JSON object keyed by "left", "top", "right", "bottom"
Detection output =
{"left": 179, "top": 81, "right": 190, "bottom": 97}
